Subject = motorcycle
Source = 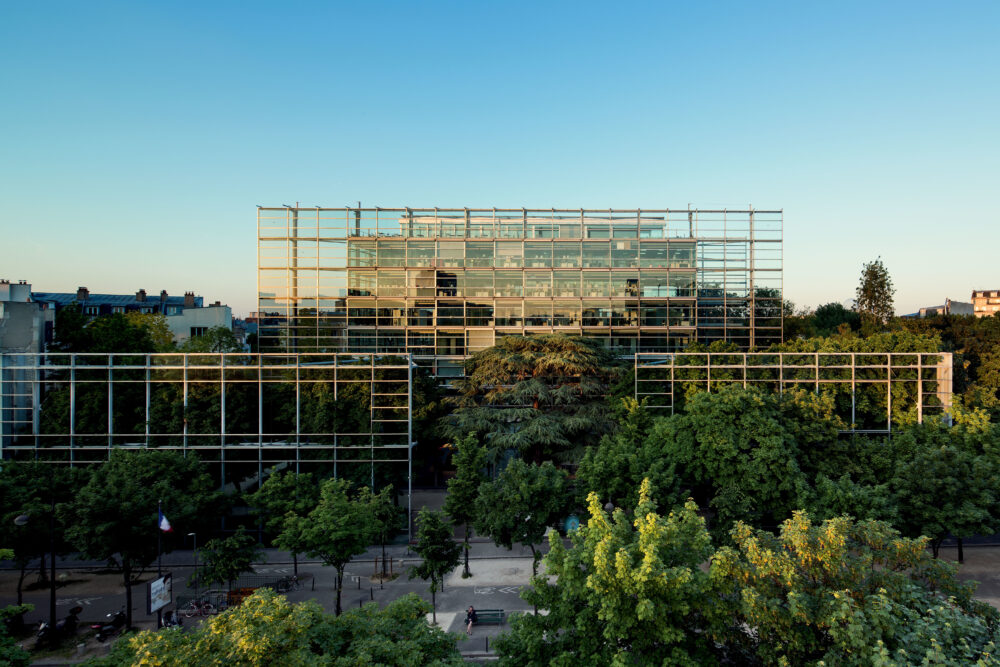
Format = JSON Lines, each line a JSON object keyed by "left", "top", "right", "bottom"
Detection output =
{"left": 92, "top": 608, "right": 127, "bottom": 642}
{"left": 37, "top": 606, "right": 82, "bottom": 644}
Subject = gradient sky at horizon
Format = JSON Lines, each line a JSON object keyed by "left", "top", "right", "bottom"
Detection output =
{"left": 2, "top": 1, "right": 997, "bottom": 317}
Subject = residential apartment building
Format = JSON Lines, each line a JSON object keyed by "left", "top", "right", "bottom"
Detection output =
{"left": 258, "top": 207, "right": 783, "bottom": 377}
{"left": 972, "top": 290, "right": 1000, "bottom": 317}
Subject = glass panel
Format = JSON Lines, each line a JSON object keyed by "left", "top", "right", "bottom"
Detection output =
{"left": 524, "top": 301, "right": 552, "bottom": 326}
{"left": 494, "top": 271, "right": 523, "bottom": 297}
{"left": 640, "top": 303, "right": 670, "bottom": 326}
{"left": 553, "top": 242, "right": 580, "bottom": 268}
{"left": 553, "top": 302, "right": 580, "bottom": 326}
{"left": 348, "top": 271, "right": 375, "bottom": 296}
{"left": 582, "top": 300, "right": 610, "bottom": 326}
{"left": 407, "top": 330, "right": 435, "bottom": 354}
{"left": 553, "top": 272, "right": 580, "bottom": 297}
{"left": 347, "top": 300, "right": 376, "bottom": 326}
{"left": 557, "top": 223, "right": 582, "bottom": 238}
{"left": 407, "top": 241, "right": 435, "bottom": 267}
{"left": 525, "top": 271, "right": 552, "bottom": 297}
{"left": 640, "top": 271, "right": 670, "bottom": 297}
{"left": 376, "top": 271, "right": 405, "bottom": 297}
{"left": 670, "top": 243, "right": 695, "bottom": 268}
{"left": 465, "top": 271, "right": 493, "bottom": 297}
{"left": 582, "top": 273, "right": 610, "bottom": 297}
{"left": 611, "top": 272, "right": 639, "bottom": 297}
{"left": 438, "top": 241, "right": 464, "bottom": 267}
{"left": 670, "top": 273, "right": 696, "bottom": 297}
{"left": 499, "top": 221, "right": 523, "bottom": 238}
{"left": 495, "top": 302, "right": 522, "bottom": 326}
{"left": 348, "top": 240, "right": 376, "bottom": 267}
{"left": 466, "top": 241, "right": 494, "bottom": 268}
{"left": 496, "top": 241, "right": 523, "bottom": 268}
{"left": 466, "top": 301, "right": 495, "bottom": 326}
{"left": 437, "top": 332, "right": 465, "bottom": 355}
{"left": 583, "top": 241, "right": 610, "bottom": 268}
{"left": 528, "top": 221, "right": 555, "bottom": 238}
{"left": 610, "top": 301, "right": 638, "bottom": 326}
{"left": 612, "top": 224, "right": 637, "bottom": 239}
{"left": 408, "top": 270, "right": 436, "bottom": 297}
{"left": 407, "top": 302, "right": 435, "bottom": 326}
{"left": 437, "top": 302, "right": 464, "bottom": 326}
{"left": 524, "top": 242, "right": 552, "bottom": 268}
{"left": 377, "top": 301, "right": 406, "bottom": 326}
{"left": 377, "top": 240, "right": 404, "bottom": 267}
{"left": 670, "top": 303, "right": 695, "bottom": 326}
{"left": 436, "top": 271, "right": 462, "bottom": 297}
{"left": 611, "top": 239, "right": 638, "bottom": 268}
{"left": 640, "top": 242, "right": 668, "bottom": 268}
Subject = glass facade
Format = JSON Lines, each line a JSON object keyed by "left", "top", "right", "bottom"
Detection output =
{"left": 258, "top": 208, "right": 783, "bottom": 375}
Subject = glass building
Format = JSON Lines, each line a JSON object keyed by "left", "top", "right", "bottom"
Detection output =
{"left": 258, "top": 207, "right": 783, "bottom": 377}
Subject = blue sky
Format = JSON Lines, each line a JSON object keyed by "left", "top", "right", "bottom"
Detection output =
{"left": 1, "top": 1, "right": 997, "bottom": 316}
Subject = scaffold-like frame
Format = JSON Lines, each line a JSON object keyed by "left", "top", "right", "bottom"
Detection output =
{"left": 635, "top": 352, "right": 953, "bottom": 432}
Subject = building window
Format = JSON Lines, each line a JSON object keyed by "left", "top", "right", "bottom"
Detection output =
{"left": 84, "top": 305, "right": 100, "bottom": 316}
{"left": 190, "top": 327, "right": 207, "bottom": 338}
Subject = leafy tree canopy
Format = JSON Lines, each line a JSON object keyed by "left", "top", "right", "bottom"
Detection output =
{"left": 191, "top": 526, "right": 263, "bottom": 591}
{"left": 97, "top": 589, "right": 463, "bottom": 666}
{"left": 180, "top": 326, "right": 242, "bottom": 352}
{"left": 854, "top": 257, "right": 896, "bottom": 332}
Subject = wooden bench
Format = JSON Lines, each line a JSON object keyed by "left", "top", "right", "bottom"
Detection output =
{"left": 472, "top": 609, "right": 506, "bottom": 626}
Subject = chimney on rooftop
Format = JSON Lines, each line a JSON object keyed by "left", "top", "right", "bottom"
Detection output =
{"left": 77, "top": 286, "right": 89, "bottom": 301}
{"left": 212, "top": 300, "right": 221, "bottom": 307}
{"left": 184, "top": 292, "right": 195, "bottom": 308}
{"left": 160, "top": 290, "right": 168, "bottom": 302}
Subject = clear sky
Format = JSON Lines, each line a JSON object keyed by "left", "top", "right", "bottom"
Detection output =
{"left": 2, "top": 1, "right": 997, "bottom": 317}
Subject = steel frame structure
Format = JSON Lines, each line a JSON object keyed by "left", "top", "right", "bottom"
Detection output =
{"left": 0, "top": 352, "right": 416, "bottom": 537}
{"left": 635, "top": 352, "right": 953, "bottom": 432}
{"left": 258, "top": 207, "right": 783, "bottom": 376}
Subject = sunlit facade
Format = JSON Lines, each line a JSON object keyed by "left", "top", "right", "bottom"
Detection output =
{"left": 258, "top": 207, "right": 783, "bottom": 377}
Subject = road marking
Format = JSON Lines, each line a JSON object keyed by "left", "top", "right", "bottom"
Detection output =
{"left": 473, "top": 586, "right": 521, "bottom": 595}
{"left": 57, "top": 597, "right": 102, "bottom": 606}
{"left": 498, "top": 586, "right": 520, "bottom": 595}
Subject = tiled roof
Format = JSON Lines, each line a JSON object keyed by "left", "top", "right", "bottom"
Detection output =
{"left": 31, "top": 292, "right": 200, "bottom": 308}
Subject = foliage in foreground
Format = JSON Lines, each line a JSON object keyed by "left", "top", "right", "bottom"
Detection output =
{"left": 92, "top": 589, "right": 463, "bottom": 666}
{"left": 495, "top": 481, "right": 1000, "bottom": 667}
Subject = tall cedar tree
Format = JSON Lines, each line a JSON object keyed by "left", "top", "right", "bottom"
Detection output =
{"left": 275, "top": 478, "right": 372, "bottom": 616}
{"left": 191, "top": 527, "right": 263, "bottom": 591}
{"left": 62, "top": 450, "right": 219, "bottom": 629}
{"left": 446, "top": 334, "right": 622, "bottom": 463}
{"left": 442, "top": 434, "right": 488, "bottom": 577}
{"left": 408, "top": 509, "right": 462, "bottom": 625}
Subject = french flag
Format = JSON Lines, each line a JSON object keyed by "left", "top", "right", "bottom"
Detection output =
{"left": 158, "top": 509, "right": 173, "bottom": 533}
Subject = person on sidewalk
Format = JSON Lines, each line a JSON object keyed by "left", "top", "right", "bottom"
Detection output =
{"left": 465, "top": 606, "right": 477, "bottom": 635}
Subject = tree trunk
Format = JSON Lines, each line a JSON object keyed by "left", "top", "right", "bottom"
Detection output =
{"left": 932, "top": 540, "right": 941, "bottom": 559}
{"left": 381, "top": 538, "right": 388, "bottom": 579}
{"left": 529, "top": 544, "right": 538, "bottom": 576}
{"left": 123, "top": 562, "right": 133, "bottom": 629}
{"left": 431, "top": 587, "right": 437, "bottom": 625}
{"left": 38, "top": 552, "right": 48, "bottom": 583}
{"left": 335, "top": 567, "right": 343, "bottom": 616}
{"left": 463, "top": 524, "right": 471, "bottom": 578}
{"left": 292, "top": 552, "right": 298, "bottom": 577}
{"left": 958, "top": 538, "right": 965, "bottom": 564}
{"left": 17, "top": 564, "right": 26, "bottom": 606}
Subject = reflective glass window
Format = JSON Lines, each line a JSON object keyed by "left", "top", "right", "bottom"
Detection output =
{"left": 553, "top": 272, "right": 580, "bottom": 297}
{"left": 496, "top": 242, "right": 523, "bottom": 268}
{"left": 553, "top": 242, "right": 581, "bottom": 268}
{"left": 407, "top": 241, "right": 435, "bottom": 267}
{"left": 494, "top": 271, "right": 523, "bottom": 297}
{"left": 611, "top": 240, "right": 638, "bottom": 268}
{"left": 583, "top": 241, "right": 610, "bottom": 268}
{"left": 524, "top": 242, "right": 552, "bottom": 268}
{"left": 524, "top": 301, "right": 552, "bottom": 326}
{"left": 466, "top": 242, "right": 494, "bottom": 268}
{"left": 525, "top": 272, "right": 552, "bottom": 297}
{"left": 583, "top": 273, "right": 610, "bottom": 297}
{"left": 495, "top": 303, "right": 522, "bottom": 326}
{"left": 464, "top": 271, "right": 494, "bottom": 297}
{"left": 348, "top": 241, "right": 376, "bottom": 267}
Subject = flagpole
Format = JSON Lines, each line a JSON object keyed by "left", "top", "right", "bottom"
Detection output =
{"left": 157, "top": 499, "right": 163, "bottom": 629}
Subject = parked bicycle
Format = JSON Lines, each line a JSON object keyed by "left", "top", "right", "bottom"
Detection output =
{"left": 180, "top": 599, "right": 217, "bottom": 618}
{"left": 275, "top": 575, "right": 301, "bottom": 593}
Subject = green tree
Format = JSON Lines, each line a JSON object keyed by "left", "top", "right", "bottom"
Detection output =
{"left": 812, "top": 301, "right": 860, "bottom": 336}
{"left": 0, "top": 603, "right": 31, "bottom": 667}
{"left": 247, "top": 471, "right": 320, "bottom": 575}
{"left": 125, "top": 311, "right": 175, "bottom": 351}
{"left": 275, "top": 478, "right": 372, "bottom": 616}
{"left": 474, "top": 459, "right": 571, "bottom": 576}
{"left": 360, "top": 484, "right": 405, "bottom": 581}
{"left": 495, "top": 480, "right": 719, "bottom": 666}
{"left": 576, "top": 398, "right": 681, "bottom": 510}
{"left": 97, "top": 589, "right": 463, "bottom": 666}
{"left": 891, "top": 420, "right": 1000, "bottom": 560}
{"left": 191, "top": 527, "right": 263, "bottom": 591}
{"left": 180, "top": 326, "right": 242, "bottom": 352}
{"left": 446, "top": 334, "right": 623, "bottom": 463}
{"left": 408, "top": 509, "right": 462, "bottom": 625}
{"left": 62, "top": 449, "right": 219, "bottom": 629}
{"left": 854, "top": 257, "right": 896, "bottom": 333}
{"left": 442, "top": 433, "right": 487, "bottom": 578}
{"left": 711, "top": 512, "right": 1000, "bottom": 665}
